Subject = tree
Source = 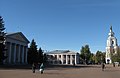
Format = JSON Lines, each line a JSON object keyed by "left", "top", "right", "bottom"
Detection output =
{"left": 96, "top": 51, "right": 102, "bottom": 64}
{"left": 89, "top": 53, "right": 95, "bottom": 64}
{"left": 38, "top": 48, "right": 48, "bottom": 64}
{"left": 38, "top": 47, "right": 43, "bottom": 63}
{"left": 43, "top": 53, "right": 48, "bottom": 64}
{"left": 80, "top": 45, "right": 91, "bottom": 64}
{"left": 95, "top": 51, "right": 105, "bottom": 64}
{"left": 0, "top": 16, "right": 7, "bottom": 64}
{"left": 111, "top": 50, "right": 120, "bottom": 63}
{"left": 102, "top": 52, "right": 106, "bottom": 63}
{"left": 27, "top": 39, "right": 38, "bottom": 64}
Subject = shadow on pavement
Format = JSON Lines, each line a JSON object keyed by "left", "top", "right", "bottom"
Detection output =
{"left": 0, "top": 64, "right": 101, "bottom": 70}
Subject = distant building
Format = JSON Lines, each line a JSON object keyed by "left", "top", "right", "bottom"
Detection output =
{"left": 46, "top": 50, "right": 80, "bottom": 65}
{"left": 4, "top": 32, "right": 29, "bottom": 64}
{"left": 106, "top": 26, "right": 119, "bottom": 64}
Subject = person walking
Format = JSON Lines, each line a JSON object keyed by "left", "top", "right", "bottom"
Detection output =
{"left": 113, "top": 62, "right": 115, "bottom": 67}
{"left": 39, "top": 63, "right": 44, "bottom": 74}
{"left": 102, "top": 63, "right": 105, "bottom": 71}
{"left": 32, "top": 63, "right": 36, "bottom": 73}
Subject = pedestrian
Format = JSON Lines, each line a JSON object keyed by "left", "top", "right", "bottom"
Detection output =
{"left": 38, "top": 62, "right": 41, "bottom": 70}
{"left": 102, "top": 63, "right": 105, "bottom": 71}
{"left": 39, "top": 63, "right": 44, "bottom": 74}
{"left": 32, "top": 62, "right": 36, "bottom": 73}
{"left": 118, "top": 62, "right": 120, "bottom": 67}
{"left": 113, "top": 62, "right": 115, "bottom": 67}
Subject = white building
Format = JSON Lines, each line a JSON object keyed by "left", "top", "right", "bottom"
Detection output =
{"left": 106, "top": 26, "right": 119, "bottom": 64}
{"left": 46, "top": 50, "right": 79, "bottom": 65}
{"left": 4, "top": 32, "right": 29, "bottom": 64}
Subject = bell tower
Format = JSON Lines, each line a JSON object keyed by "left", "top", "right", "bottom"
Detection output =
{"left": 106, "top": 26, "right": 118, "bottom": 64}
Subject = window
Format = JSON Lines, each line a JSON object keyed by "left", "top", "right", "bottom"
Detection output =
{"left": 111, "top": 41, "right": 114, "bottom": 46}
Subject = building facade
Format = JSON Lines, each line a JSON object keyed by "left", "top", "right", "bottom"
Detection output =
{"left": 46, "top": 50, "right": 79, "bottom": 65}
{"left": 106, "top": 26, "right": 119, "bottom": 64}
{"left": 4, "top": 32, "right": 29, "bottom": 64}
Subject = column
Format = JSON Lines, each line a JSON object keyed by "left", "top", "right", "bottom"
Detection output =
{"left": 11, "top": 43, "right": 14, "bottom": 63}
{"left": 14, "top": 44, "right": 16, "bottom": 64}
{"left": 66, "top": 55, "right": 68, "bottom": 64}
{"left": 70, "top": 55, "right": 73, "bottom": 65}
{"left": 3, "top": 43, "right": 7, "bottom": 64}
{"left": 18, "top": 44, "right": 20, "bottom": 63}
{"left": 22, "top": 45, "right": 24, "bottom": 64}
{"left": 25, "top": 46, "right": 28, "bottom": 64}
{"left": 8, "top": 42, "right": 12, "bottom": 64}
{"left": 75, "top": 54, "right": 77, "bottom": 64}
{"left": 57, "top": 54, "right": 59, "bottom": 64}
{"left": 61, "top": 54, "right": 63, "bottom": 64}
{"left": 19, "top": 45, "right": 22, "bottom": 63}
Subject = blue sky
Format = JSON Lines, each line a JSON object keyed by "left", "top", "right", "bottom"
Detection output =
{"left": 1, "top": 0, "right": 120, "bottom": 53}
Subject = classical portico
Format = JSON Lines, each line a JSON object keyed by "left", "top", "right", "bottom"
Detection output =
{"left": 46, "top": 50, "right": 79, "bottom": 65}
{"left": 4, "top": 32, "right": 29, "bottom": 64}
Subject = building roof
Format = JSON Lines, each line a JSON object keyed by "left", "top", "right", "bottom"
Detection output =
{"left": 46, "top": 50, "right": 78, "bottom": 55}
{"left": 6, "top": 32, "right": 30, "bottom": 43}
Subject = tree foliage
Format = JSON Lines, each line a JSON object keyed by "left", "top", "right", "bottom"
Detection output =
{"left": 95, "top": 51, "right": 105, "bottom": 64}
{"left": 96, "top": 51, "right": 102, "bottom": 64}
{"left": 27, "top": 39, "right": 47, "bottom": 64}
{"left": 38, "top": 47, "right": 43, "bottom": 63}
{"left": 111, "top": 50, "right": 120, "bottom": 63}
{"left": 0, "top": 16, "right": 7, "bottom": 64}
{"left": 80, "top": 45, "right": 91, "bottom": 64}
{"left": 89, "top": 53, "right": 95, "bottom": 64}
{"left": 27, "top": 39, "right": 38, "bottom": 64}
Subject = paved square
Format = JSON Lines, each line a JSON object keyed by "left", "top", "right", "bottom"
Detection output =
{"left": 0, "top": 65, "right": 120, "bottom": 78}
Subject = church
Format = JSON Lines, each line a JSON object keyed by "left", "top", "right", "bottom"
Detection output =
{"left": 4, "top": 32, "right": 29, "bottom": 64}
{"left": 106, "top": 26, "right": 119, "bottom": 64}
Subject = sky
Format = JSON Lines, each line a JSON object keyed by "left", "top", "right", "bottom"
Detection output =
{"left": 1, "top": 0, "right": 120, "bottom": 53}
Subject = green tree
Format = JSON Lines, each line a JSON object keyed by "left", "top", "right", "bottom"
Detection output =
{"left": 102, "top": 52, "right": 106, "bottom": 63}
{"left": 43, "top": 53, "right": 48, "bottom": 64}
{"left": 89, "top": 53, "right": 95, "bottom": 64}
{"left": 111, "top": 51, "right": 120, "bottom": 63}
{"left": 0, "top": 16, "right": 7, "bottom": 64}
{"left": 38, "top": 48, "right": 48, "bottom": 64}
{"left": 27, "top": 39, "right": 38, "bottom": 64}
{"left": 38, "top": 47, "right": 43, "bottom": 63}
{"left": 95, "top": 51, "right": 105, "bottom": 64}
{"left": 80, "top": 45, "right": 91, "bottom": 64}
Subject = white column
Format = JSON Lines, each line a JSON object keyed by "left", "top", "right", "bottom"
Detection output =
{"left": 70, "top": 55, "right": 73, "bottom": 65}
{"left": 9, "top": 42, "right": 12, "bottom": 64}
{"left": 61, "top": 54, "right": 63, "bottom": 64}
{"left": 75, "top": 54, "right": 77, "bottom": 64}
{"left": 18, "top": 44, "right": 20, "bottom": 63}
{"left": 14, "top": 44, "right": 16, "bottom": 64}
{"left": 66, "top": 55, "right": 68, "bottom": 64}
{"left": 57, "top": 54, "right": 59, "bottom": 64}
{"left": 22, "top": 45, "right": 24, "bottom": 64}
{"left": 25, "top": 46, "right": 28, "bottom": 64}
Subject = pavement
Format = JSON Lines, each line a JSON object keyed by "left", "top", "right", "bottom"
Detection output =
{"left": 0, "top": 64, "right": 120, "bottom": 78}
